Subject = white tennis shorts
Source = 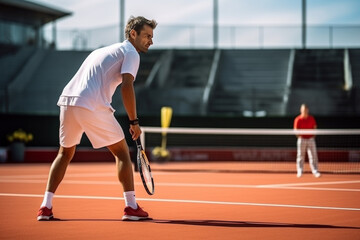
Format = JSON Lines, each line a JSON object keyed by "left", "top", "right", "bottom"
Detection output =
{"left": 59, "top": 106, "right": 125, "bottom": 149}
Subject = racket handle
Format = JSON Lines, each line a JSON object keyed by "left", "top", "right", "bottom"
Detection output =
{"left": 135, "top": 138, "right": 141, "bottom": 147}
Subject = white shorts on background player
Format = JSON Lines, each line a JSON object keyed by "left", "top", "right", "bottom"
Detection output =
{"left": 56, "top": 40, "right": 139, "bottom": 148}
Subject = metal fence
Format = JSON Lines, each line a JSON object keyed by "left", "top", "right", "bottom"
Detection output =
{"left": 46, "top": 24, "right": 360, "bottom": 50}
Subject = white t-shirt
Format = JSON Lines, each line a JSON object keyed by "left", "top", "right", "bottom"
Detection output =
{"left": 57, "top": 40, "right": 139, "bottom": 112}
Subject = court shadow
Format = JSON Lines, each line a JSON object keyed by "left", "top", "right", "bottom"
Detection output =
{"left": 47, "top": 218, "right": 121, "bottom": 222}
{"left": 153, "top": 219, "right": 360, "bottom": 229}
{"left": 49, "top": 217, "right": 152, "bottom": 222}
{"left": 42, "top": 218, "right": 360, "bottom": 229}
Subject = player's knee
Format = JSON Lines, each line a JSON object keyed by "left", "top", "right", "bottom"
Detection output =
{"left": 115, "top": 152, "right": 131, "bottom": 163}
{"left": 57, "top": 146, "right": 75, "bottom": 161}
{"left": 108, "top": 141, "right": 129, "bottom": 157}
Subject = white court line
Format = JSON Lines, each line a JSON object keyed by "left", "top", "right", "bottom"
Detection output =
{"left": 0, "top": 171, "right": 169, "bottom": 180}
{"left": 1, "top": 179, "right": 360, "bottom": 192}
{"left": 156, "top": 182, "right": 360, "bottom": 192}
{"left": 0, "top": 179, "right": 256, "bottom": 188}
{"left": 258, "top": 180, "right": 360, "bottom": 188}
{"left": 0, "top": 179, "right": 157, "bottom": 187}
{"left": 261, "top": 186, "right": 360, "bottom": 192}
{"left": 0, "top": 172, "right": 116, "bottom": 179}
{"left": 0, "top": 179, "right": 119, "bottom": 185}
{"left": 0, "top": 193, "right": 359, "bottom": 211}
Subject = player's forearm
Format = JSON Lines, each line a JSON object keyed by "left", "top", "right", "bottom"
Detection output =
{"left": 121, "top": 81, "right": 137, "bottom": 121}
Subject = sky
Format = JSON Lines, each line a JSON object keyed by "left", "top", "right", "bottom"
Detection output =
{"left": 31, "top": 0, "right": 360, "bottom": 28}
{"left": 29, "top": 0, "right": 360, "bottom": 49}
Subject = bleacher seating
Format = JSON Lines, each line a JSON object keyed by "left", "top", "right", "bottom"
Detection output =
{"left": 135, "top": 50, "right": 214, "bottom": 115}
{"left": 349, "top": 49, "right": 360, "bottom": 114}
{"left": 1, "top": 47, "right": 359, "bottom": 117}
{"left": 6, "top": 50, "right": 90, "bottom": 114}
{"left": 0, "top": 46, "right": 35, "bottom": 112}
{"left": 165, "top": 50, "right": 214, "bottom": 88}
{"left": 287, "top": 49, "right": 354, "bottom": 116}
{"left": 0, "top": 44, "right": 21, "bottom": 57}
{"left": 208, "top": 50, "right": 290, "bottom": 116}
{"left": 137, "top": 50, "right": 164, "bottom": 86}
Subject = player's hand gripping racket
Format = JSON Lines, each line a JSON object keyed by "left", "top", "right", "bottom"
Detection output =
{"left": 136, "top": 138, "right": 154, "bottom": 195}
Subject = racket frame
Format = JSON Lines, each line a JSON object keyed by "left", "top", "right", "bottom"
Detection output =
{"left": 136, "top": 138, "right": 154, "bottom": 195}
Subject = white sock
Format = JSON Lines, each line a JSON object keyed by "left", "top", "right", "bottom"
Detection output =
{"left": 40, "top": 191, "right": 54, "bottom": 209}
{"left": 123, "top": 191, "right": 137, "bottom": 209}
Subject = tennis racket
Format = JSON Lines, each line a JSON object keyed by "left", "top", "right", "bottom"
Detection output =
{"left": 135, "top": 138, "right": 154, "bottom": 195}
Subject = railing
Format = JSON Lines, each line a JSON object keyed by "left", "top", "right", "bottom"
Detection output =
{"left": 283, "top": 49, "right": 295, "bottom": 107}
{"left": 44, "top": 24, "right": 360, "bottom": 50}
{"left": 201, "top": 49, "right": 221, "bottom": 115}
{"left": 144, "top": 50, "right": 173, "bottom": 88}
{"left": 344, "top": 49, "right": 353, "bottom": 91}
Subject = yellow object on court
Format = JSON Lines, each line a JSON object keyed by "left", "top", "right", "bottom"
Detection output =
{"left": 161, "top": 107, "right": 172, "bottom": 130}
{"left": 152, "top": 106, "right": 172, "bottom": 160}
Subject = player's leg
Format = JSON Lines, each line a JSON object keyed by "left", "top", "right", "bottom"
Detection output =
{"left": 296, "top": 138, "right": 306, "bottom": 177}
{"left": 307, "top": 138, "right": 320, "bottom": 177}
{"left": 38, "top": 106, "right": 83, "bottom": 221}
{"left": 107, "top": 140, "right": 134, "bottom": 192}
{"left": 37, "top": 146, "right": 76, "bottom": 220}
{"left": 107, "top": 140, "right": 149, "bottom": 220}
{"left": 46, "top": 146, "right": 76, "bottom": 193}
{"left": 45, "top": 106, "right": 82, "bottom": 193}
{"left": 79, "top": 108, "right": 135, "bottom": 191}
{"left": 78, "top": 108, "right": 148, "bottom": 220}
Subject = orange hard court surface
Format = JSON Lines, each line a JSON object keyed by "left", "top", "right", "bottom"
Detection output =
{"left": 0, "top": 162, "right": 359, "bottom": 240}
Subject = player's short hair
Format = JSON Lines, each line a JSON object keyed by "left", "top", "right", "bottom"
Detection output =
{"left": 301, "top": 103, "right": 308, "bottom": 109}
{"left": 125, "top": 16, "right": 157, "bottom": 39}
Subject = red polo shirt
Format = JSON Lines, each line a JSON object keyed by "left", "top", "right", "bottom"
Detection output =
{"left": 294, "top": 115, "right": 317, "bottom": 139}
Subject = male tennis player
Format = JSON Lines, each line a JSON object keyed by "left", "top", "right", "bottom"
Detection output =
{"left": 37, "top": 16, "right": 157, "bottom": 221}
{"left": 294, "top": 104, "right": 321, "bottom": 178}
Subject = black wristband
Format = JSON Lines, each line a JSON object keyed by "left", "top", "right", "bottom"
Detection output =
{"left": 129, "top": 118, "right": 139, "bottom": 125}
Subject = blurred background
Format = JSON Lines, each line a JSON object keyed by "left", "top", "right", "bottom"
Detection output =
{"left": 0, "top": 0, "right": 359, "bottom": 169}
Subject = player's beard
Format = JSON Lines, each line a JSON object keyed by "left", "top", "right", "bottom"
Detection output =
{"left": 139, "top": 44, "right": 150, "bottom": 53}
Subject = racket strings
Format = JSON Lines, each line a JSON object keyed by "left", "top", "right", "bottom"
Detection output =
{"left": 139, "top": 152, "right": 154, "bottom": 194}
{"left": 142, "top": 164, "right": 152, "bottom": 183}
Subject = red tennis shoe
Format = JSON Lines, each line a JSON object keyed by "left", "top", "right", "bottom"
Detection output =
{"left": 122, "top": 204, "right": 150, "bottom": 221}
{"left": 37, "top": 207, "right": 53, "bottom": 221}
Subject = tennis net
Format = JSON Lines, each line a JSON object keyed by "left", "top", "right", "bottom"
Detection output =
{"left": 140, "top": 127, "right": 360, "bottom": 174}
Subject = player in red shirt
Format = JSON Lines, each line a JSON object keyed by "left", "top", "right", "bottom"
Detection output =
{"left": 294, "top": 104, "right": 321, "bottom": 178}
